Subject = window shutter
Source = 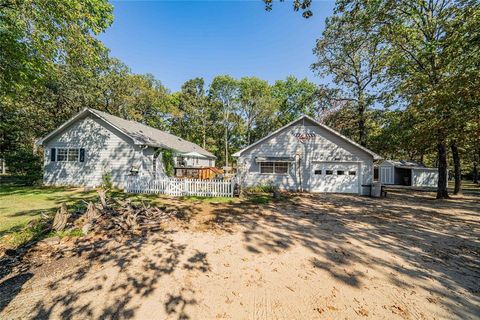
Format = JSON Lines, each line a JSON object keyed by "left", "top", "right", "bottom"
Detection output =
{"left": 51, "top": 148, "right": 56, "bottom": 161}
{"left": 79, "top": 148, "right": 85, "bottom": 162}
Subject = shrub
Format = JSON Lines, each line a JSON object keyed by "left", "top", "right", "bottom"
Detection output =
{"left": 159, "top": 148, "right": 174, "bottom": 177}
{"left": 4, "top": 147, "right": 43, "bottom": 185}
{"left": 101, "top": 171, "right": 113, "bottom": 189}
{"left": 243, "top": 183, "right": 276, "bottom": 194}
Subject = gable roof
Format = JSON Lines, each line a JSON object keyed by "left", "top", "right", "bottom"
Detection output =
{"left": 232, "top": 115, "right": 382, "bottom": 160}
{"left": 38, "top": 108, "right": 216, "bottom": 159}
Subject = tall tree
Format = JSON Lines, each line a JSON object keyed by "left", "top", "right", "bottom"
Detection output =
{"left": 336, "top": 0, "right": 480, "bottom": 199}
{"left": 174, "top": 78, "right": 212, "bottom": 148}
{"left": 238, "top": 77, "right": 274, "bottom": 145}
{"left": 209, "top": 75, "right": 239, "bottom": 169}
{"left": 0, "top": 0, "right": 113, "bottom": 96}
{"left": 271, "top": 76, "right": 318, "bottom": 126}
{"left": 312, "top": 15, "right": 385, "bottom": 147}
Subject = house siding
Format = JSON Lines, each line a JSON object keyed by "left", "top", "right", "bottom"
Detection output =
{"left": 378, "top": 161, "right": 439, "bottom": 187}
{"left": 236, "top": 119, "right": 374, "bottom": 195}
{"left": 412, "top": 169, "right": 438, "bottom": 187}
{"left": 43, "top": 115, "right": 153, "bottom": 188}
{"left": 173, "top": 155, "right": 214, "bottom": 168}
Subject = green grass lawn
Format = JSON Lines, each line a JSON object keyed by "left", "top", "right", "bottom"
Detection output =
{"left": 0, "top": 185, "right": 97, "bottom": 237}
{"left": 0, "top": 184, "right": 238, "bottom": 246}
{"left": 449, "top": 180, "right": 480, "bottom": 192}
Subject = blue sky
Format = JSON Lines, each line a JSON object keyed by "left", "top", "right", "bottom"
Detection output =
{"left": 99, "top": 0, "right": 335, "bottom": 91}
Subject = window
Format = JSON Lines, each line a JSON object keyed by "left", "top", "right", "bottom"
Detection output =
{"left": 325, "top": 170, "right": 333, "bottom": 175}
{"left": 274, "top": 162, "right": 288, "bottom": 174}
{"left": 314, "top": 170, "right": 322, "bottom": 175}
{"left": 57, "top": 149, "right": 68, "bottom": 162}
{"left": 56, "top": 148, "right": 80, "bottom": 162}
{"left": 349, "top": 171, "right": 356, "bottom": 176}
{"left": 337, "top": 170, "right": 345, "bottom": 175}
{"left": 260, "top": 162, "right": 289, "bottom": 174}
{"left": 260, "top": 162, "right": 274, "bottom": 174}
{"left": 67, "top": 148, "right": 79, "bottom": 162}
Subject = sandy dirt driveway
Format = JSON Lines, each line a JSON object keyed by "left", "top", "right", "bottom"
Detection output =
{"left": 1, "top": 190, "right": 479, "bottom": 319}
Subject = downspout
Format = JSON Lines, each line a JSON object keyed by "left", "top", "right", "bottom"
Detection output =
{"left": 295, "top": 153, "right": 302, "bottom": 192}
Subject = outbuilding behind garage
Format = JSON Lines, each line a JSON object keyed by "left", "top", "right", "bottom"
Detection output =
{"left": 378, "top": 160, "right": 439, "bottom": 187}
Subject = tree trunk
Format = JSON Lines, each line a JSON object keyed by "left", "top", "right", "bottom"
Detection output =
{"left": 475, "top": 147, "right": 480, "bottom": 184}
{"left": 472, "top": 163, "right": 478, "bottom": 184}
{"left": 436, "top": 142, "right": 449, "bottom": 199}
{"left": 358, "top": 115, "right": 366, "bottom": 147}
{"left": 450, "top": 142, "right": 461, "bottom": 194}
{"left": 357, "top": 92, "right": 367, "bottom": 147}
{"left": 224, "top": 124, "right": 229, "bottom": 172}
{"left": 52, "top": 203, "right": 70, "bottom": 231}
{"left": 473, "top": 147, "right": 479, "bottom": 184}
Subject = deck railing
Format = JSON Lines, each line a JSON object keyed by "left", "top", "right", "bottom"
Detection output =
{"left": 125, "top": 176, "right": 235, "bottom": 197}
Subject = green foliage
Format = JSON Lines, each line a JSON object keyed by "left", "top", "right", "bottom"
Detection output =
{"left": 50, "top": 228, "right": 84, "bottom": 239}
{"left": 312, "top": 14, "right": 386, "bottom": 147}
{"left": 4, "top": 148, "right": 43, "bottom": 185}
{"left": 3, "top": 218, "right": 51, "bottom": 248}
{"left": 101, "top": 171, "right": 113, "bottom": 189}
{"left": 263, "top": 0, "right": 313, "bottom": 18}
{"left": 0, "top": 0, "right": 113, "bottom": 96}
{"left": 271, "top": 76, "right": 319, "bottom": 126}
{"left": 246, "top": 194, "right": 272, "bottom": 204}
{"left": 243, "top": 183, "right": 277, "bottom": 194}
{"left": 160, "top": 149, "right": 175, "bottom": 177}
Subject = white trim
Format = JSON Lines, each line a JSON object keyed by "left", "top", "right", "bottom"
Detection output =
{"left": 312, "top": 160, "right": 362, "bottom": 163}
{"left": 258, "top": 161, "right": 290, "bottom": 175}
{"left": 55, "top": 148, "right": 81, "bottom": 162}
{"left": 232, "top": 115, "right": 382, "bottom": 160}
{"left": 37, "top": 108, "right": 139, "bottom": 146}
{"left": 37, "top": 109, "right": 89, "bottom": 145}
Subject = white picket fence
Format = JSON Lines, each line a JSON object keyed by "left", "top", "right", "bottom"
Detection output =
{"left": 125, "top": 176, "right": 235, "bottom": 197}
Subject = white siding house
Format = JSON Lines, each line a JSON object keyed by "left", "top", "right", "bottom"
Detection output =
{"left": 233, "top": 116, "right": 382, "bottom": 195}
{"left": 37, "top": 108, "right": 216, "bottom": 188}
{"left": 379, "top": 160, "right": 439, "bottom": 187}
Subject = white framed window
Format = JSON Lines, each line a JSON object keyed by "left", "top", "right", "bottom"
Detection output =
{"left": 56, "top": 148, "right": 80, "bottom": 162}
{"left": 260, "top": 162, "right": 289, "bottom": 174}
{"left": 67, "top": 148, "right": 79, "bottom": 161}
{"left": 57, "top": 148, "right": 68, "bottom": 162}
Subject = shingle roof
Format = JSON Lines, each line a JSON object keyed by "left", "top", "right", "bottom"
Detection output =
{"left": 38, "top": 108, "right": 215, "bottom": 158}
{"left": 387, "top": 160, "right": 427, "bottom": 169}
{"left": 89, "top": 109, "right": 215, "bottom": 158}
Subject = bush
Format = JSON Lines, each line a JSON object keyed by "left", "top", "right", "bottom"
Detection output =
{"left": 101, "top": 171, "right": 113, "bottom": 189}
{"left": 243, "top": 183, "right": 277, "bottom": 194}
{"left": 160, "top": 148, "right": 174, "bottom": 177}
{"left": 4, "top": 147, "right": 43, "bottom": 185}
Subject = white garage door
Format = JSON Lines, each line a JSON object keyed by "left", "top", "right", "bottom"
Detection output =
{"left": 309, "top": 162, "right": 359, "bottom": 193}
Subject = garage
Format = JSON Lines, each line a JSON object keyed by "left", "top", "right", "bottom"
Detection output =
{"left": 309, "top": 162, "right": 360, "bottom": 193}
{"left": 233, "top": 115, "right": 382, "bottom": 195}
